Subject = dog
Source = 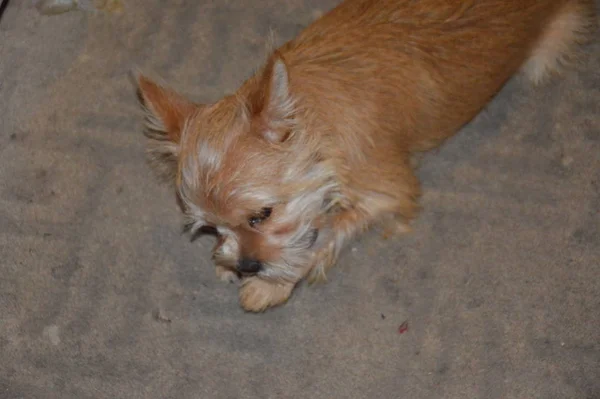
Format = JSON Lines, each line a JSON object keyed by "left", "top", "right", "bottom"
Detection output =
{"left": 135, "top": 0, "right": 596, "bottom": 312}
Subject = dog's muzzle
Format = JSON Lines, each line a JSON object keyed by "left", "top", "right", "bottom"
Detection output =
{"left": 237, "top": 258, "right": 263, "bottom": 274}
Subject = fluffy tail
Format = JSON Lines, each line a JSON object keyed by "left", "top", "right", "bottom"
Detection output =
{"left": 523, "top": 0, "right": 597, "bottom": 84}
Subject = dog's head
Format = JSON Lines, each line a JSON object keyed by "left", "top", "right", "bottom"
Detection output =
{"left": 136, "top": 56, "right": 339, "bottom": 282}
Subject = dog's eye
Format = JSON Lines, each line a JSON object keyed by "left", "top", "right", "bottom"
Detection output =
{"left": 184, "top": 223, "right": 218, "bottom": 243}
{"left": 248, "top": 207, "right": 272, "bottom": 228}
{"left": 199, "top": 225, "right": 218, "bottom": 235}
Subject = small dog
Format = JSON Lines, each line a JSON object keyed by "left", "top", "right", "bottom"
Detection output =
{"left": 135, "top": 0, "right": 596, "bottom": 312}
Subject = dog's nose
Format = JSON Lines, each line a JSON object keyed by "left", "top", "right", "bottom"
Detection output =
{"left": 237, "top": 258, "right": 262, "bottom": 274}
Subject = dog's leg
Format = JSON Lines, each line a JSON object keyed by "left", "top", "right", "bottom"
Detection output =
{"left": 309, "top": 175, "right": 420, "bottom": 282}
{"left": 215, "top": 265, "right": 239, "bottom": 283}
{"left": 308, "top": 208, "right": 414, "bottom": 282}
{"left": 307, "top": 208, "right": 371, "bottom": 283}
{"left": 381, "top": 215, "right": 413, "bottom": 238}
{"left": 239, "top": 277, "right": 295, "bottom": 312}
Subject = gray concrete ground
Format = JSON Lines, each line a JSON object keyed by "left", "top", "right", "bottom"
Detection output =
{"left": 1, "top": 1, "right": 599, "bottom": 398}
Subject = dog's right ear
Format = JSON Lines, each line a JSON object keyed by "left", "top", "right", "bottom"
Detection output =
{"left": 255, "top": 53, "right": 296, "bottom": 143}
{"left": 135, "top": 74, "right": 198, "bottom": 179}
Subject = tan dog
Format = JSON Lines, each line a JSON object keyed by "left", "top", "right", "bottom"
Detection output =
{"left": 135, "top": 0, "right": 596, "bottom": 312}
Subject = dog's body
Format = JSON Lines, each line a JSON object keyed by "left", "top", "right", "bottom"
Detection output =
{"left": 136, "top": 0, "right": 596, "bottom": 311}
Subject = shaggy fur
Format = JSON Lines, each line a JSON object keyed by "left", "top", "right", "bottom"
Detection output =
{"left": 135, "top": 0, "right": 596, "bottom": 312}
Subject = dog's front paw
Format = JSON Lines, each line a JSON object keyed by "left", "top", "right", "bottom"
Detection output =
{"left": 216, "top": 265, "right": 239, "bottom": 283}
{"left": 239, "top": 277, "right": 294, "bottom": 312}
{"left": 307, "top": 239, "right": 337, "bottom": 283}
{"left": 381, "top": 215, "right": 412, "bottom": 239}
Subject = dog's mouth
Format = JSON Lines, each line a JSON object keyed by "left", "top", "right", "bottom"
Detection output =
{"left": 307, "top": 228, "right": 319, "bottom": 248}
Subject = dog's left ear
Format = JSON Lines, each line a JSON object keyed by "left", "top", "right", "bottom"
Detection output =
{"left": 258, "top": 53, "right": 296, "bottom": 142}
{"left": 135, "top": 74, "right": 198, "bottom": 179}
{"left": 136, "top": 74, "right": 197, "bottom": 144}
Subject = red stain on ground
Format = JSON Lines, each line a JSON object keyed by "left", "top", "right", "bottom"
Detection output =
{"left": 398, "top": 321, "right": 409, "bottom": 334}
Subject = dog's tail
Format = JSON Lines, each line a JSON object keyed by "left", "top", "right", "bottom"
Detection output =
{"left": 522, "top": 0, "right": 597, "bottom": 84}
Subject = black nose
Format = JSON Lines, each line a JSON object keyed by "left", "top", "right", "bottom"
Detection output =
{"left": 237, "top": 259, "right": 262, "bottom": 274}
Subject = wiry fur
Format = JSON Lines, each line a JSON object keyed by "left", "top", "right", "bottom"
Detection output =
{"left": 522, "top": 0, "right": 597, "bottom": 83}
{"left": 135, "top": 0, "right": 596, "bottom": 312}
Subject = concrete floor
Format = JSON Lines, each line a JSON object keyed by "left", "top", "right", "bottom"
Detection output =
{"left": 1, "top": 1, "right": 599, "bottom": 398}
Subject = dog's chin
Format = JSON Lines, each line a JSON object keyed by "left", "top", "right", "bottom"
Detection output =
{"left": 247, "top": 247, "right": 321, "bottom": 283}
{"left": 251, "top": 261, "right": 307, "bottom": 283}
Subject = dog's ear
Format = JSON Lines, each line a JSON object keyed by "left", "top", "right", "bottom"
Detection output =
{"left": 258, "top": 53, "right": 296, "bottom": 142}
{"left": 135, "top": 74, "right": 198, "bottom": 179}
{"left": 136, "top": 74, "right": 197, "bottom": 143}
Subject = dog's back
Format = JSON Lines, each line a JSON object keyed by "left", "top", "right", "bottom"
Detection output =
{"left": 278, "top": 0, "right": 596, "bottom": 153}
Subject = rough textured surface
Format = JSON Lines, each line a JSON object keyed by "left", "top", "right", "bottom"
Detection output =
{"left": 1, "top": 1, "right": 599, "bottom": 398}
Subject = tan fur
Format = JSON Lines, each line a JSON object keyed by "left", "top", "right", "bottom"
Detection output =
{"left": 135, "top": 0, "right": 596, "bottom": 312}
{"left": 523, "top": 0, "right": 597, "bottom": 83}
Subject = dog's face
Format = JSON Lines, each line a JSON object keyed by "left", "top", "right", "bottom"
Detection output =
{"left": 137, "top": 57, "right": 338, "bottom": 282}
